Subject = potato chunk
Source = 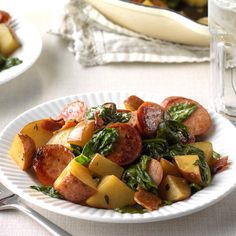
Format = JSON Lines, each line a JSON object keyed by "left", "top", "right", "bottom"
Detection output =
{"left": 159, "top": 175, "right": 191, "bottom": 202}
{"left": 174, "top": 155, "right": 202, "bottom": 185}
{"left": 0, "top": 23, "right": 20, "bottom": 56}
{"left": 86, "top": 175, "right": 135, "bottom": 209}
{"left": 9, "top": 133, "right": 36, "bottom": 170}
{"left": 160, "top": 158, "right": 181, "bottom": 177}
{"left": 89, "top": 153, "right": 124, "bottom": 178}
{"left": 47, "top": 127, "right": 74, "bottom": 149}
{"left": 54, "top": 159, "right": 97, "bottom": 204}
{"left": 124, "top": 95, "right": 144, "bottom": 111}
{"left": 20, "top": 119, "right": 56, "bottom": 148}
{"left": 190, "top": 142, "right": 213, "bottom": 164}
{"left": 67, "top": 120, "right": 95, "bottom": 147}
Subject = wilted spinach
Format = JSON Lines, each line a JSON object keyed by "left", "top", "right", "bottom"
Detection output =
{"left": 157, "top": 120, "right": 191, "bottom": 145}
{"left": 167, "top": 102, "right": 197, "bottom": 123}
{"left": 189, "top": 183, "right": 202, "bottom": 194}
{"left": 0, "top": 54, "right": 22, "bottom": 71}
{"left": 168, "top": 144, "right": 211, "bottom": 186}
{"left": 86, "top": 103, "right": 130, "bottom": 124}
{"left": 162, "top": 0, "right": 181, "bottom": 9}
{"left": 212, "top": 150, "right": 221, "bottom": 160}
{"left": 30, "top": 186, "right": 63, "bottom": 199}
{"left": 75, "top": 128, "right": 119, "bottom": 165}
{"left": 115, "top": 205, "right": 146, "bottom": 214}
{"left": 122, "top": 155, "right": 157, "bottom": 192}
{"left": 142, "top": 138, "right": 168, "bottom": 158}
{"left": 70, "top": 144, "right": 82, "bottom": 156}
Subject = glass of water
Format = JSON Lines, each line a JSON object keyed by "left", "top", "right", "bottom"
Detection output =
{"left": 209, "top": 0, "right": 236, "bottom": 120}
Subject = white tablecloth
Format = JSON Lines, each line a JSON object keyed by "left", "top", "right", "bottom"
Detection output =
{"left": 0, "top": 1, "right": 236, "bottom": 236}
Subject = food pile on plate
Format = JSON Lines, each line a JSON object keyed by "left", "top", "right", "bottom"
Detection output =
{"left": 131, "top": 0, "right": 208, "bottom": 24}
{"left": 9, "top": 95, "right": 228, "bottom": 213}
{"left": 0, "top": 10, "right": 22, "bottom": 72}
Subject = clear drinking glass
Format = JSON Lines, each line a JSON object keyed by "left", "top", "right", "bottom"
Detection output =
{"left": 209, "top": 0, "right": 236, "bottom": 120}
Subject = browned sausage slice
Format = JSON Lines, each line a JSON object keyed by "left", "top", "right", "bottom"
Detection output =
{"left": 134, "top": 187, "right": 161, "bottom": 211}
{"left": 33, "top": 144, "right": 74, "bottom": 186}
{"left": 147, "top": 159, "right": 163, "bottom": 186}
{"left": 161, "top": 96, "right": 212, "bottom": 136}
{"left": 106, "top": 123, "right": 142, "bottom": 166}
{"left": 41, "top": 118, "right": 64, "bottom": 132}
{"left": 0, "top": 11, "right": 11, "bottom": 23}
{"left": 54, "top": 172, "right": 96, "bottom": 204}
{"left": 137, "top": 102, "right": 164, "bottom": 138}
{"left": 58, "top": 100, "right": 87, "bottom": 123}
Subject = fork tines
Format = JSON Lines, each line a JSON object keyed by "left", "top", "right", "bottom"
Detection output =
{"left": 8, "top": 18, "right": 20, "bottom": 30}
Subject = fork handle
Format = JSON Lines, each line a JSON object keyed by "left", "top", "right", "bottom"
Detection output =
{"left": 9, "top": 203, "right": 71, "bottom": 236}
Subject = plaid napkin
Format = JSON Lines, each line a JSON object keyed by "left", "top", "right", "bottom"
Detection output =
{"left": 49, "top": 0, "right": 209, "bottom": 66}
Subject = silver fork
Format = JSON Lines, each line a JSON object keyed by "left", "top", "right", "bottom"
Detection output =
{"left": 8, "top": 18, "right": 20, "bottom": 30}
{"left": 0, "top": 183, "right": 72, "bottom": 236}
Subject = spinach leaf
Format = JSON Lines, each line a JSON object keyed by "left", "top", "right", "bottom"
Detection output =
{"left": 157, "top": 120, "right": 191, "bottom": 145}
{"left": 167, "top": 102, "right": 197, "bottom": 123}
{"left": 30, "top": 186, "right": 63, "bottom": 199}
{"left": 162, "top": 0, "right": 181, "bottom": 9}
{"left": 122, "top": 155, "right": 157, "bottom": 192}
{"left": 86, "top": 103, "right": 130, "bottom": 124}
{"left": 142, "top": 138, "right": 168, "bottom": 158}
{"left": 212, "top": 150, "right": 221, "bottom": 159}
{"left": 70, "top": 144, "right": 82, "bottom": 156}
{"left": 0, "top": 54, "right": 22, "bottom": 72}
{"left": 168, "top": 144, "right": 212, "bottom": 186}
{"left": 75, "top": 128, "right": 119, "bottom": 165}
{"left": 189, "top": 183, "right": 202, "bottom": 194}
{"left": 161, "top": 200, "right": 173, "bottom": 206}
{"left": 115, "top": 205, "right": 146, "bottom": 214}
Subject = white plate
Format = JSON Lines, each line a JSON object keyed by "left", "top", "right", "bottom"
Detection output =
{"left": 0, "top": 14, "right": 42, "bottom": 85}
{"left": 0, "top": 91, "right": 236, "bottom": 223}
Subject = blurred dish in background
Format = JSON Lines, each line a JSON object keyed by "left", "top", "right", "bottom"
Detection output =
{"left": 0, "top": 11, "right": 42, "bottom": 85}
{"left": 85, "top": 0, "right": 209, "bottom": 46}
{"left": 0, "top": 10, "right": 22, "bottom": 72}
{"left": 129, "top": 0, "right": 208, "bottom": 24}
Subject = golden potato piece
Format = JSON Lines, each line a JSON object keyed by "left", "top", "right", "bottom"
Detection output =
{"left": 86, "top": 175, "right": 135, "bottom": 209}
{"left": 47, "top": 127, "right": 74, "bottom": 149}
{"left": 67, "top": 120, "right": 95, "bottom": 147}
{"left": 9, "top": 133, "right": 36, "bottom": 170}
{"left": 89, "top": 153, "right": 124, "bottom": 178}
{"left": 54, "top": 159, "right": 97, "bottom": 204}
{"left": 0, "top": 23, "right": 20, "bottom": 57}
{"left": 20, "top": 119, "right": 56, "bottom": 148}
{"left": 160, "top": 158, "right": 181, "bottom": 177}
{"left": 159, "top": 175, "right": 191, "bottom": 202}
{"left": 174, "top": 155, "right": 203, "bottom": 185}
{"left": 190, "top": 142, "right": 213, "bottom": 164}
{"left": 124, "top": 95, "right": 144, "bottom": 111}
{"left": 184, "top": 0, "right": 207, "bottom": 7}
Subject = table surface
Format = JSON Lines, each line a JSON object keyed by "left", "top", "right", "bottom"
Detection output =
{"left": 1, "top": 1, "right": 236, "bottom": 236}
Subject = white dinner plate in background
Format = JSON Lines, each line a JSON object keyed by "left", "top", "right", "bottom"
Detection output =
{"left": 0, "top": 14, "right": 42, "bottom": 85}
{"left": 0, "top": 91, "right": 236, "bottom": 223}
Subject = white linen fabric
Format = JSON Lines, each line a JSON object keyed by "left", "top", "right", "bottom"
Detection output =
{"left": 49, "top": 0, "right": 210, "bottom": 66}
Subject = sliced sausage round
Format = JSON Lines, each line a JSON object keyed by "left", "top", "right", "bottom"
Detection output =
{"left": 106, "top": 123, "right": 142, "bottom": 166}
{"left": 147, "top": 159, "right": 163, "bottom": 186}
{"left": 33, "top": 144, "right": 74, "bottom": 186}
{"left": 137, "top": 102, "right": 165, "bottom": 138}
{"left": 0, "top": 11, "right": 11, "bottom": 23}
{"left": 161, "top": 96, "right": 212, "bottom": 136}
{"left": 58, "top": 100, "right": 87, "bottom": 123}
